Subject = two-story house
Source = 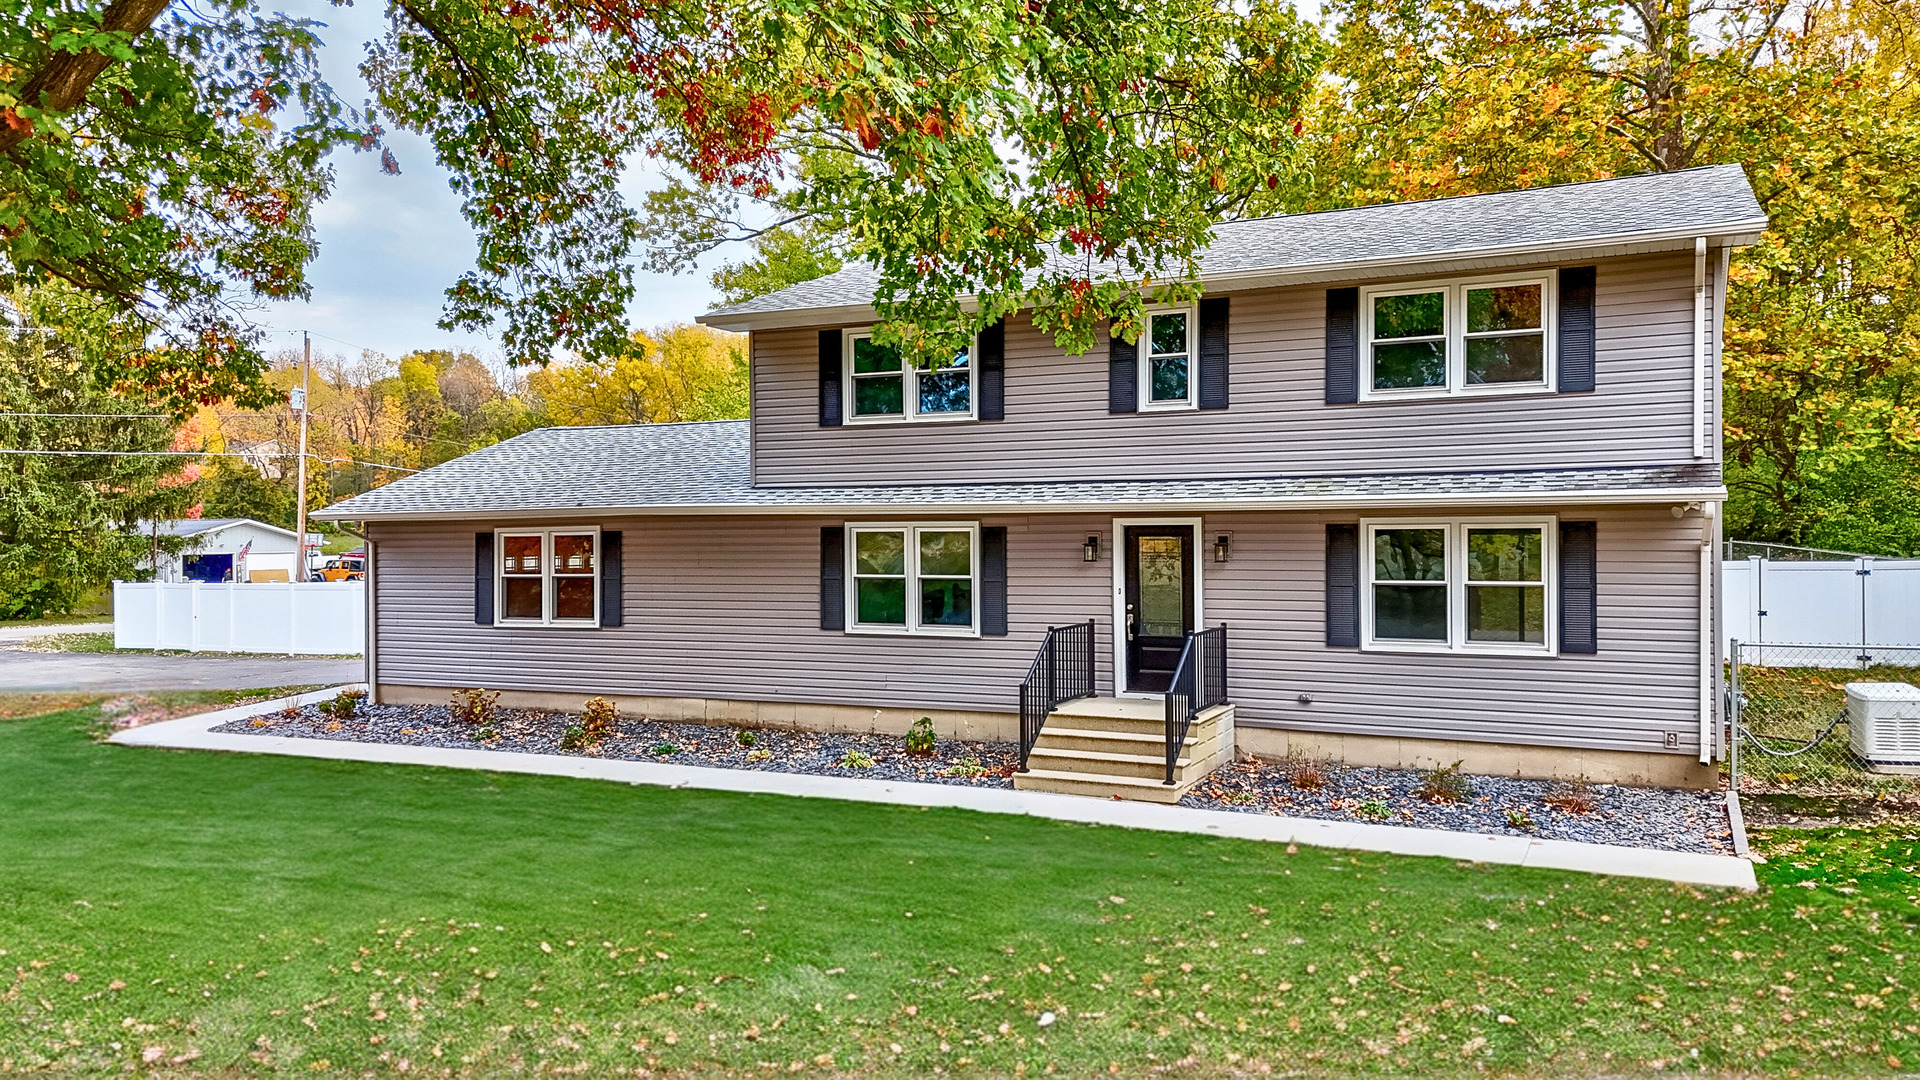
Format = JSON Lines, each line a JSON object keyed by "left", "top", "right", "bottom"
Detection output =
{"left": 315, "top": 164, "right": 1766, "bottom": 797}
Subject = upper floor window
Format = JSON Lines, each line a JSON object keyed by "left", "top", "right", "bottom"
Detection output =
{"left": 1363, "top": 276, "right": 1553, "bottom": 399}
{"left": 497, "top": 528, "right": 599, "bottom": 626}
{"left": 846, "top": 330, "right": 974, "bottom": 423}
{"left": 1140, "top": 307, "right": 1195, "bottom": 410}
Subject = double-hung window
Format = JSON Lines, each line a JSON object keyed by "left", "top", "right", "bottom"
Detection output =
{"left": 1363, "top": 276, "right": 1553, "bottom": 398}
{"left": 1140, "top": 306, "right": 1195, "bottom": 409}
{"left": 1362, "top": 518, "right": 1556, "bottom": 654}
{"left": 846, "top": 331, "right": 974, "bottom": 423}
{"left": 847, "top": 523, "right": 978, "bottom": 635}
{"left": 497, "top": 528, "right": 599, "bottom": 625}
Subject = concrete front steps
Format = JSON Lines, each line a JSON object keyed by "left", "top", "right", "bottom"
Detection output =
{"left": 1013, "top": 696, "right": 1236, "bottom": 803}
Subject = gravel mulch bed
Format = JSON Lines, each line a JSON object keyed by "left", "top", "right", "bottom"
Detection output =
{"left": 217, "top": 698, "right": 1732, "bottom": 854}
{"left": 214, "top": 701, "right": 1021, "bottom": 787}
{"left": 1182, "top": 756, "right": 1733, "bottom": 854}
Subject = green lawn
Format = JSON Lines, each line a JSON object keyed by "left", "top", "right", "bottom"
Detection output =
{"left": 1, "top": 707, "right": 1916, "bottom": 1077}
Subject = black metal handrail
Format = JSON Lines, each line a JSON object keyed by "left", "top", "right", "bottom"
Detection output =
{"left": 1018, "top": 620, "right": 1096, "bottom": 771}
{"left": 1164, "top": 625, "right": 1227, "bottom": 784}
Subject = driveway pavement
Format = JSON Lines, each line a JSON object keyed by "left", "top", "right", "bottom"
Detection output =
{"left": 0, "top": 621, "right": 111, "bottom": 645}
{"left": 0, "top": 649, "right": 363, "bottom": 691}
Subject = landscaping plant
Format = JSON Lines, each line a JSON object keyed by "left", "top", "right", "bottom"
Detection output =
{"left": 1413, "top": 760, "right": 1471, "bottom": 805}
{"left": 1356, "top": 798, "right": 1391, "bottom": 820}
{"left": 1281, "top": 751, "right": 1329, "bottom": 790}
{"left": 315, "top": 689, "right": 367, "bottom": 723}
{"left": 736, "top": 729, "right": 756, "bottom": 748}
{"left": 1505, "top": 807, "right": 1536, "bottom": 830}
{"left": 449, "top": 688, "right": 500, "bottom": 728}
{"left": 579, "top": 697, "right": 619, "bottom": 744}
{"left": 840, "top": 749, "right": 876, "bottom": 770}
{"left": 1543, "top": 779, "right": 1598, "bottom": 815}
{"left": 904, "top": 716, "right": 937, "bottom": 757}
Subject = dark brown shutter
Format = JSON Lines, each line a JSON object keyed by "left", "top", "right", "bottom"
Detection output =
{"left": 1559, "top": 521, "right": 1598, "bottom": 653}
{"left": 820, "top": 526, "right": 846, "bottom": 631}
{"left": 980, "top": 526, "right": 1008, "bottom": 636}
{"left": 819, "top": 328, "right": 843, "bottom": 425}
{"left": 473, "top": 532, "right": 494, "bottom": 625}
{"left": 1557, "top": 266, "right": 1597, "bottom": 393}
{"left": 1108, "top": 321, "right": 1138, "bottom": 413}
{"left": 1325, "top": 523, "right": 1360, "bottom": 647}
{"left": 1325, "top": 287, "right": 1360, "bottom": 404}
{"left": 1198, "top": 297, "right": 1229, "bottom": 410}
{"left": 598, "top": 531, "right": 623, "bottom": 628}
{"left": 978, "top": 318, "right": 1005, "bottom": 421}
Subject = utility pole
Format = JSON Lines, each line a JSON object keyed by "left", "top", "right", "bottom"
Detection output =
{"left": 293, "top": 332, "right": 312, "bottom": 583}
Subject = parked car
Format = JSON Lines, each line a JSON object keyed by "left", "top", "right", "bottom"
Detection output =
{"left": 311, "top": 552, "right": 366, "bottom": 582}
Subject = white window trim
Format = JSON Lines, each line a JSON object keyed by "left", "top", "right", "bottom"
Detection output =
{"left": 843, "top": 328, "right": 978, "bottom": 425}
{"left": 1138, "top": 305, "right": 1198, "bottom": 411}
{"left": 845, "top": 521, "right": 981, "bottom": 637}
{"left": 1359, "top": 274, "right": 1557, "bottom": 402}
{"left": 1359, "top": 516, "right": 1558, "bottom": 657}
{"left": 495, "top": 526, "right": 601, "bottom": 627}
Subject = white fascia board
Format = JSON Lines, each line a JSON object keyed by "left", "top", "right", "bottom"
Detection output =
{"left": 314, "top": 484, "right": 1728, "bottom": 523}
{"left": 693, "top": 220, "right": 1769, "bottom": 332}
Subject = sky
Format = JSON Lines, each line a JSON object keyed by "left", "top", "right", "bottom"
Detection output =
{"left": 252, "top": 0, "right": 732, "bottom": 364}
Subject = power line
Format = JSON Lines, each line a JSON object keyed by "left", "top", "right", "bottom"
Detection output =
{"left": 0, "top": 448, "right": 419, "bottom": 472}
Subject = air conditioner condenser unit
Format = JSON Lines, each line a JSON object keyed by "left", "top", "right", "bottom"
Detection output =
{"left": 1846, "top": 682, "right": 1920, "bottom": 774}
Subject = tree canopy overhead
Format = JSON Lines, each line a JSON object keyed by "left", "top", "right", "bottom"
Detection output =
{"left": 365, "top": 0, "right": 1324, "bottom": 364}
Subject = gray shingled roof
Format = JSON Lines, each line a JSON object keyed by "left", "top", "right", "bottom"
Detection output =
{"left": 701, "top": 165, "right": 1764, "bottom": 323}
{"left": 315, "top": 420, "right": 1724, "bottom": 521}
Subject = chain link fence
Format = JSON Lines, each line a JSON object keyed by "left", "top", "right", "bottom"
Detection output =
{"left": 1728, "top": 641, "right": 1920, "bottom": 797}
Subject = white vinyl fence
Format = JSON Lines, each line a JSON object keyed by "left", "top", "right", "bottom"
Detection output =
{"left": 1722, "top": 556, "right": 1920, "bottom": 666}
{"left": 114, "top": 581, "right": 365, "bottom": 655}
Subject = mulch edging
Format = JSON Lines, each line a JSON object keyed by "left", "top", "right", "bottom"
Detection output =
{"left": 216, "top": 700, "right": 1731, "bottom": 854}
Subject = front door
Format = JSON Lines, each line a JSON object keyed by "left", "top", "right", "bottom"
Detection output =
{"left": 1124, "top": 526, "right": 1195, "bottom": 693}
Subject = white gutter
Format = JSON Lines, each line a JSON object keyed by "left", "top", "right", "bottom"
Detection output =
{"left": 314, "top": 483, "right": 1730, "bottom": 524}
{"left": 1693, "top": 236, "right": 1708, "bottom": 458}
{"left": 1699, "top": 500, "right": 1717, "bottom": 764}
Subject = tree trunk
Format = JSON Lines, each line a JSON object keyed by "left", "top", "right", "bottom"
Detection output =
{"left": 0, "top": 0, "right": 175, "bottom": 155}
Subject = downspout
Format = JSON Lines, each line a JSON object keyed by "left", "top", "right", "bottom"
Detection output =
{"left": 1701, "top": 502, "right": 1719, "bottom": 765}
{"left": 338, "top": 522, "right": 377, "bottom": 701}
{"left": 1692, "top": 237, "right": 1708, "bottom": 459}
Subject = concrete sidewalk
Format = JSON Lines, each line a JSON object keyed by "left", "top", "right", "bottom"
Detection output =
{"left": 113, "top": 686, "right": 1759, "bottom": 891}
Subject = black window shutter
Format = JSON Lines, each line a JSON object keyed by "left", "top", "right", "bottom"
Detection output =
{"left": 1198, "top": 296, "right": 1229, "bottom": 410}
{"left": 1559, "top": 521, "right": 1598, "bottom": 654}
{"left": 1108, "top": 320, "right": 1138, "bottom": 413}
{"left": 1325, "top": 287, "right": 1360, "bottom": 404}
{"left": 977, "top": 318, "right": 1005, "bottom": 421}
{"left": 473, "top": 532, "right": 494, "bottom": 626}
{"left": 980, "top": 526, "right": 1009, "bottom": 636}
{"left": 1325, "top": 523, "right": 1360, "bottom": 647}
{"left": 819, "top": 329, "right": 843, "bottom": 426}
{"left": 598, "top": 531, "right": 623, "bottom": 628}
{"left": 1557, "top": 266, "right": 1597, "bottom": 393}
{"left": 820, "top": 526, "right": 846, "bottom": 631}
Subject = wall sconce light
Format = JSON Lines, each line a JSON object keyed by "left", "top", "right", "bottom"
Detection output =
{"left": 1213, "top": 534, "right": 1232, "bottom": 563}
{"left": 1082, "top": 535, "right": 1101, "bottom": 563}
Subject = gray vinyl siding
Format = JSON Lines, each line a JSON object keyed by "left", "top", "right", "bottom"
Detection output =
{"left": 370, "top": 504, "right": 1705, "bottom": 757}
{"left": 750, "top": 252, "right": 1721, "bottom": 487}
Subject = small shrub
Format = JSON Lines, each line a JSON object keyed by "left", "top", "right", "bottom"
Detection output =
{"left": 1356, "top": 798, "right": 1391, "bottom": 821}
{"left": 904, "top": 717, "right": 937, "bottom": 757}
{"left": 651, "top": 742, "right": 678, "bottom": 756}
{"left": 1505, "top": 807, "right": 1536, "bottom": 829}
{"left": 1543, "top": 779, "right": 1598, "bottom": 815}
{"left": 736, "top": 729, "right": 756, "bottom": 748}
{"left": 1282, "top": 752, "right": 1329, "bottom": 790}
{"left": 840, "top": 749, "right": 876, "bottom": 769}
{"left": 475, "top": 726, "right": 499, "bottom": 741}
{"left": 745, "top": 748, "right": 772, "bottom": 762}
{"left": 316, "top": 688, "right": 367, "bottom": 723}
{"left": 1413, "top": 760, "right": 1471, "bottom": 805}
{"left": 559, "top": 724, "right": 590, "bottom": 750}
{"left": 579, "top": 697, "right": 618, "bottom": 743}
{"left": 940, "top": 757, "right": 989, "bottom": 779}
{"left": 450, "top": 688, "right": 500, "bottom": 727}
{"left": 1226, "top": 789, "right": 1258, "bottom": 806}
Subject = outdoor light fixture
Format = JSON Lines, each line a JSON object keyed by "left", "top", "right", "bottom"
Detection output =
{"left": 1083, "top": 535, "right": 1100, "bottom": 562}
{"left": 1214, "top": 534, "right": 1232, "bottom": 563}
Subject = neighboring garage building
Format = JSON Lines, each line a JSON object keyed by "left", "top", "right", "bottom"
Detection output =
{"left": 144, "top": 518, "right": 302, "bottom": 583}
